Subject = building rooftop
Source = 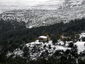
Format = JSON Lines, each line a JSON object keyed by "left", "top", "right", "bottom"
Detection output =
{"left": 38, "top": 36, "right": 47, "bottom": 39}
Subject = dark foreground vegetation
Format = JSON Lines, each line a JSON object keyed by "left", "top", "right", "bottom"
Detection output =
{"left": 0, "top": 18, "right": 85, "bottom": 64}
{"left": 0, "top": 45, "right": 85, "bottom": 64}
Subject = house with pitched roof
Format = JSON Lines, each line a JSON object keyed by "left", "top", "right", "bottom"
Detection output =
{"left": 38, "top": 35, "right": 50, "bottom": 42}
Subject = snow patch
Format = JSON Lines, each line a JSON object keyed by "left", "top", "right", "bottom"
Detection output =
{"left": 75, "top": 41, "right": 85, "bottom": 54}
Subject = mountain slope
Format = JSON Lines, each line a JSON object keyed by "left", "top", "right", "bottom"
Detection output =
{"left": 0, "top": 0, "right": 85, "bottom": 28}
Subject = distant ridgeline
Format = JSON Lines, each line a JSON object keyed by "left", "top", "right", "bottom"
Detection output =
{"left": 0, "top": 18, "right": 85, "bottom": 46}
{"left": 1, "top": 4, "right": 85, "bottom": 28}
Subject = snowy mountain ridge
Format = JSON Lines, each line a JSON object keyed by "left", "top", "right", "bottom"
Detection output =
{"left": 61, "top": 0, "right": 84, "bottom": 9}
{"left": 33, "top": 0, "right": 85, "bottom": 10}
{"left": 0, "top": 0, "right": 85, "bottom": 28}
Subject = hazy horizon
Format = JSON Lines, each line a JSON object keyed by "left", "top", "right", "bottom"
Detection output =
{"left": 0, "top": 0, "right": 64, "bottom": 13}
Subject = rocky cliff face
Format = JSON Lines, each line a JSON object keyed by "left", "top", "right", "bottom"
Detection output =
{"left": 59, "top": 0, "right": 84, "bottom": 9}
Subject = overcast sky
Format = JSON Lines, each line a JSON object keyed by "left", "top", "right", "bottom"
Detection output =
{"left": 0, "top": 0, "right": 63, "bottom": 13}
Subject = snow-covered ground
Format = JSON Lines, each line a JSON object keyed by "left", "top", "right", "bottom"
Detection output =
{"left": 26, "top": 40, "right": 70, "bottom": 51}
{"left": 6, "top": 34, "right": 85, "bottom": 59}
{"left": 7, "top": 40, "right": 71, "bottom": 59}
{"left": 75, "top": 41, "right": 85, "bottom": 54}
{"left": 74, "top": 33, "right": 85, "bottom": 54}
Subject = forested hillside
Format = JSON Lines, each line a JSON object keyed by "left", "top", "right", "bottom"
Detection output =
{"left": 0, "top": 18, "right": 85, "bottom": 46}
{"left": 0, "top": 18, "right": 85, "bottom": 64}
{"left": 0, "top": 18, "right": 85, "bottom": 44}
